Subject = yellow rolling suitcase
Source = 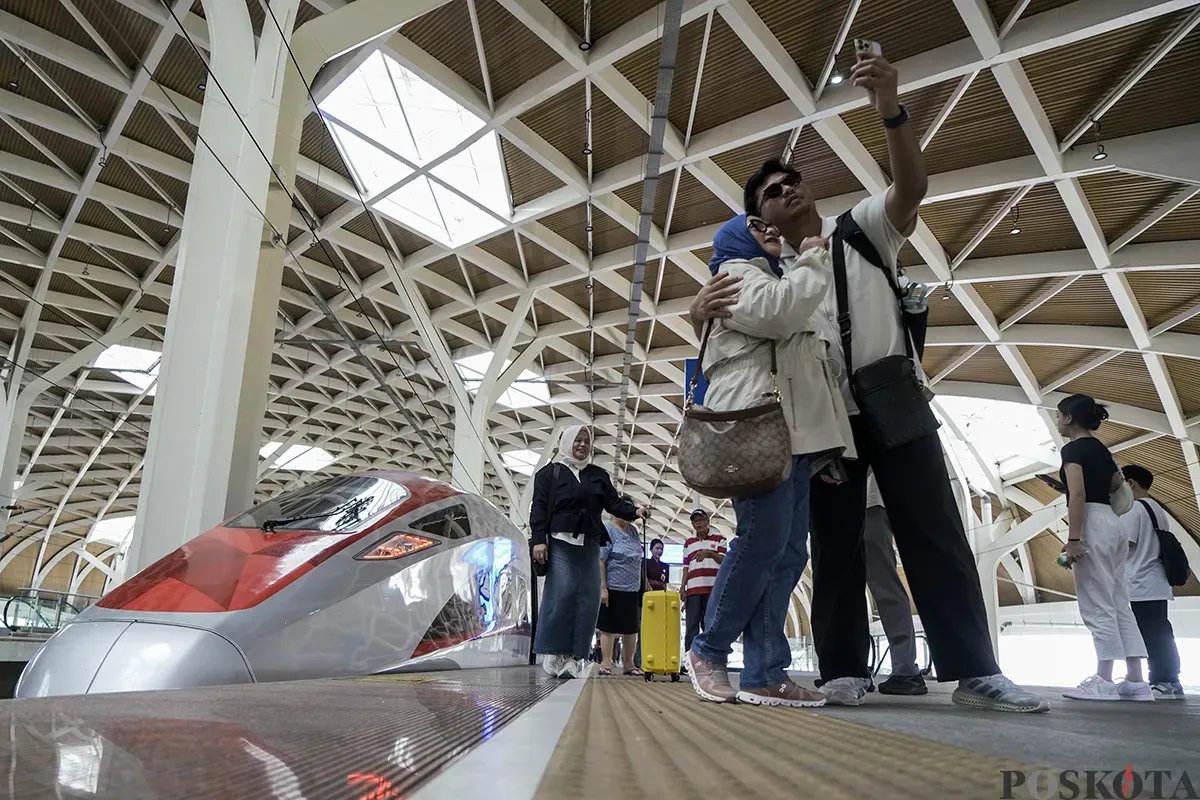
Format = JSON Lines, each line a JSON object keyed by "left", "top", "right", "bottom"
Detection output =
{"left": 640, "top": 589, "right": 682, "bottom": 682}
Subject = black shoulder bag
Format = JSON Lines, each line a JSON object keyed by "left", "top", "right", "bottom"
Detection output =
{"left": 832, "top": 211, "right": 940, "bottom": 450}
{"left": 1138, "top": 499, "right": 1189, "bottom": 587}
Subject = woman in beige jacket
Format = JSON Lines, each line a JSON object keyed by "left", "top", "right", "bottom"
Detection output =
{"left": 685, "top": 214, "right": 853, "bottom": 709}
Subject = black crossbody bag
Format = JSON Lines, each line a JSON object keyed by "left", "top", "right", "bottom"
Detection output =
{"left": 831, "top": 211, "right": 939, "bottom": 449}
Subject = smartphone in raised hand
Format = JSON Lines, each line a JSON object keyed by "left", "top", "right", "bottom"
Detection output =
{"left": 854, "top": 38, "right": 882, "bottom": 59}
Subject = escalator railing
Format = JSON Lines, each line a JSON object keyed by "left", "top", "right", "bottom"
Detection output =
{"left": 2, "top": 589, "right": 98, "bottom": 634}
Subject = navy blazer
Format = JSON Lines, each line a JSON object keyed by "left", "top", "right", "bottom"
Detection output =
{"left": 529, "top": 463, "right": 638, "bottom": 547}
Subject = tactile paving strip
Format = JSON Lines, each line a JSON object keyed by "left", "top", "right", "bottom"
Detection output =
{"left": 535, "top": 678, "right": 1043, "bottom": 799}
{"left": 1, "top": 667, "right": 560, "bottom": 799}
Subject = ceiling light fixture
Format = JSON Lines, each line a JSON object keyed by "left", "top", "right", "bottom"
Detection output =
{"left": 942, "top": 283, "right": 952, "bottom": 301}
{"left": 830, "top": 73, "right": 843, "bottom": 85}
{"left": 198, "top": 82, "right": 206, "bottom": 91}
{"left": 1009, "top": 203, "right": 1021, "bottom": 235}
{"left": 6, "top": 80, "right": 16, "bottom": 90}
{"left": 1091, "top": 118, "right": 1108, "bottom": 161}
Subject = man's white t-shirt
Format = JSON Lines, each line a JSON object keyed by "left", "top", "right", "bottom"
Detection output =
{"left": 1124, "top": 497, "right": 1172, "bottom": 602}
{"left": 783, "top": 192, "right": 912, "bottom": 414}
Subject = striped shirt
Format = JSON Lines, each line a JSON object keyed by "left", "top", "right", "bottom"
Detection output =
{"left": 683, "top": 535, "right": 727, "bottom": 596}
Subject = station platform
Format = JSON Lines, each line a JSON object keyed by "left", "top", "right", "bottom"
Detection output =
{"left": 2, "top": 666, "right": 1194, "bottom": 799}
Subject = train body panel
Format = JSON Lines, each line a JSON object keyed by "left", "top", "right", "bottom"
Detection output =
{"left": 16, "top": 472, "right": 532, "bottom": 698}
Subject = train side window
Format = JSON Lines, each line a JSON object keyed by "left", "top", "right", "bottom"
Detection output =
{"left": 410, "top": 505, "right": 472, "bottom": 540}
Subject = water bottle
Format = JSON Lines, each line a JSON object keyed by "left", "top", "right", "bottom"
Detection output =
{"left": 1056, "top": 551, "right": 1070, "bottom": 568}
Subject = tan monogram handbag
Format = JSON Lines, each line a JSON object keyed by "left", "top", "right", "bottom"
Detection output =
{"left": 677, "top": 322, "right": 793, "bottom": 499}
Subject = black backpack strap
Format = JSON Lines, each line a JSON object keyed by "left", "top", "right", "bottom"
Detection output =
{"left": 831, "top": 213, "right": 854, "bottom": 377}
{"left": 833, "top": 210, "right": 921, "bottom": 366}
{"left": 1137, "top": 498, "right": 1159, "bottom": 529}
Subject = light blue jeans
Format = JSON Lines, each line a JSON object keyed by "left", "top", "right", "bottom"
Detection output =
{"left": 533, "top": 537, "right": 601, "bottom": 659}
{"left": 691, "top": 455, "right": 810, "bottom": 689}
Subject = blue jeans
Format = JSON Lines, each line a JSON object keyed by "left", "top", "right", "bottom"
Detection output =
{"left": 533, "top": 537, "right": 601, "bottom": 659}
{"left": 692, "top": 455, "right": 810, "bottom": 689}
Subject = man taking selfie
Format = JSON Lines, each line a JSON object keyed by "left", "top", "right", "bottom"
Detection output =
{"left": 691, "top": 43, "right": 1047, "bottom": 713}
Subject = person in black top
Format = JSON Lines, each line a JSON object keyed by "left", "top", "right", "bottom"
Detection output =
{"left": 645, "top": 539, "right": 669, "bottom": 591}
{"left": 1055, "top": 394, "right": 1151, "bottom": 702}
{"left": 529, "top": 425, "right": 650, "bottom": 679}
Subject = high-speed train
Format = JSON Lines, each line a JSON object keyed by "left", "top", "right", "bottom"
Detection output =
{"left": 16, "top": 471, "right": 532, "bottom": 698}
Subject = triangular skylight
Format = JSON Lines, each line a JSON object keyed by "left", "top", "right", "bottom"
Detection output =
{"left": 456, "top": 353, "right": 549, "bottom": 409}
{"left": 259, "top": 441, "right": 336, "bottom": 472}
{"left": 319, "top": 51, "right": 509, "bottom": 247}
{"left": 935, "top": 396, "right": 1057, "bottom": 495}
{"left": 502, "top": 449, "right": 541, "bottom": 476}
{"left": 93, "top": 345, "right": 159, "bottom": 396}
{"left": 87, "top": 515, "right": 135, "bottom": 547}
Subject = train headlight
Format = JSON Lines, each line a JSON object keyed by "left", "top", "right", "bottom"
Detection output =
{"left": 355, "top": 533, "right": 436, "bottom": 560}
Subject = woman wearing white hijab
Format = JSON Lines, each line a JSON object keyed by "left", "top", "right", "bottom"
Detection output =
{"left": 530, "top": 425, "right": 650, "bottom": 678}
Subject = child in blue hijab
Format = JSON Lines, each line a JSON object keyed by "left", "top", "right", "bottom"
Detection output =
{"left": 708, "top": 214, "right": 782, "bottom": 277}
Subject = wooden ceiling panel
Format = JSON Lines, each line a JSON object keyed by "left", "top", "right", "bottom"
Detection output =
{"left": 614, "top": 16, "right": 708, "bottom": 137}
{"left": 918, "top": 70, "right": 1034, "bottom": 176}
{"left": 689, "top": 15, "right": 788, "bottom": 136}
{"left": 401, "top": 1, "right": 486, "bottom": 95}
{"left": 26, "top": 51, "right": 124, "bottom": 128}
{"left": 1017, "top": 345, "right": 1100, "bottom": 386}
{"left": 300, "top": 114, "right": 351, "bottom": 180}
{"left": 748, "top": 0, "right": 850, "bottom": 82}
{"left": 1164, "top": 356, "right": 1200, "bottom": 418}
{"left": 965, "top": 182, "right": 1083, "bottom": 260}
{"left": 922, "top": 344, "right": 972, "bottom": 379}
{"left": 1098, "top": 26, "right": 1200, "bottom": 143}
{"left": 987, "top": 0, "right": 1076, "bottom": 26}
{"left": 943, "top": 345, "right": 1017, "bottom": 385}
{"left": 614, "top": 176, "right": 669, "bottom": 233}
{"left": 478, "top": 231, "right": 522, "bottom": 271}
{"left": 836, "top": 0, "right": 970, "bottom": 87}
{"left": 1058, "top": 352, "right": 1163, "bottom": 413}
{"left": 1027, "top": 530, "right": 1077, "bottom": 602}
{"left": 154, "top": 38, "right": 208, "bottom": 106}
{"left": 664, "top": 170, "right": 733, "bottom": 234}
{"left": 1023, "top": 12, "right": 1185, "bottom": 143}
{"left": 590, "top": 90, "right": 650, "bottom": 174}
{"left": 500, "top": 137, "right": 564, "bottom": 208}
{"left": 123, "top": 102, "right": 194, "bottom": 164}
{"left": 1018, "top": 275, "right": 1126, "bottom": 327}
{"left": 516, "top": 236, "right": 567, "bottom": 275}
{"left": 519, "top": 83, "right": 587, "bottom": 173}
{"left": 711, "top": 132, "right": 790, "bottom": 192}
{"left": 1128, "top": 194, "right": 1200, "bottom": 247}
{"left": 975, "top": 277, "right": 1056, "bottom": 322}
{"left": 788, "top": 125, "right": 864, "bottom": 200}
{"left": 926, "top": 290, "right": 976, "bottom": 327}
{"left": 1125, "top": 268, "right": 1200, "bottom": 334}
{"left": 23, "top": 121, "right": 95, "bottom": 176}
{"left": 295, "top": 176, "right": 346, "bottom": 219}
{"left": 4, "top": 175, "right": 74, "bottom": 218}
{"left": 543, "top": 0, "right": 662, "bottom": 42}
{"left": 383, "top": 219, "right": 431, "bottom": 257}
{"left": 477, "top": 0, "right": 562, "bottom": 101}
{"left": 844, "top": 77, "right": 968, "bottom": 180}
{"left": 1079, "top": 172, "right": 1182, "bottom": 247}
{"left": 917, "top": 189, "right": 1013, "bottom": 261}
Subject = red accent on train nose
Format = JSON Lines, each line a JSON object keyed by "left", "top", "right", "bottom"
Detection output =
{"left": 98, "top": 474, "right": 458, "bottom": 612}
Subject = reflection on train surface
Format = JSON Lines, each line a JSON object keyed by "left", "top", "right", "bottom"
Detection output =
{"left": 17, "top": 472, "right": 532, "bottom": 698}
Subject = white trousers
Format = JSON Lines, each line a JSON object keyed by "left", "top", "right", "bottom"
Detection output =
{"left": 1073, "top": 503, "right": 1147, "bottom": 662}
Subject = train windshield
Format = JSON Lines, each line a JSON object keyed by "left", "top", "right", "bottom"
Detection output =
{"left": 228, "top": 475, "right": 410, "bottom": 532}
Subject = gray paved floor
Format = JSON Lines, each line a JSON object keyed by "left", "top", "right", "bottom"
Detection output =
{"left": 792, "top": 674, "right": 1199, "bottom": 771}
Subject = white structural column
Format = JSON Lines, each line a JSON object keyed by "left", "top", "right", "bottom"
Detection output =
{"left": 128, "top": 0, "right": 293, "bottom": 573}
{"left": 452, "top": 399, "right": 486, "bottom": 494}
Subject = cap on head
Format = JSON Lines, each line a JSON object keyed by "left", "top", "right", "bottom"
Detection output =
{"left": 690, "top": 509, "right": 709, "bottom": 520}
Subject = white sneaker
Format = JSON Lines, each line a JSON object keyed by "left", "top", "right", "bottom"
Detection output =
{"left": 1117, "top": 680, "right": 1154, "bottom": 702}
{"left": 1062, "top": 675, "right": 1120, "bottom": 701}
{"left": 542, "top": 654, "right": 571, "bottom": 679}
{"left": 562, "top": 659, "right": 584, "bottom": 679}
{"left": 818, "top": 676, "right": 871, "bottom": 706}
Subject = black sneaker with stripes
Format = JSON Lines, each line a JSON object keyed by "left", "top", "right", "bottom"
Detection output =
{"left": 952, "top": 674, "right": 1049, "bottom": 713}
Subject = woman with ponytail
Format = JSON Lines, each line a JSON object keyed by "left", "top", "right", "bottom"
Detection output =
{"left": 1055, "top": 394, "right": 1151, "bottom": 701}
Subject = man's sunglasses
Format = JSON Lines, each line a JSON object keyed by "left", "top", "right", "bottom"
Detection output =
{"left": 761, "top": 173, "right": 802, "bottom": 202}
{"left": 746, "top": 218, "right": 780, "bottom": 235}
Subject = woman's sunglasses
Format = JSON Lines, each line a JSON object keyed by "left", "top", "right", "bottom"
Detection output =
{"left": 761, "top": 173, "right": 803, "bottom": 202}
{"left": 746, "top": 218, "right": 780, "bottom": 235}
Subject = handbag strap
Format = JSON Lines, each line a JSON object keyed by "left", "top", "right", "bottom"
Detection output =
{"left": 687, "top": 318, "right": 777, "bottom": 409}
